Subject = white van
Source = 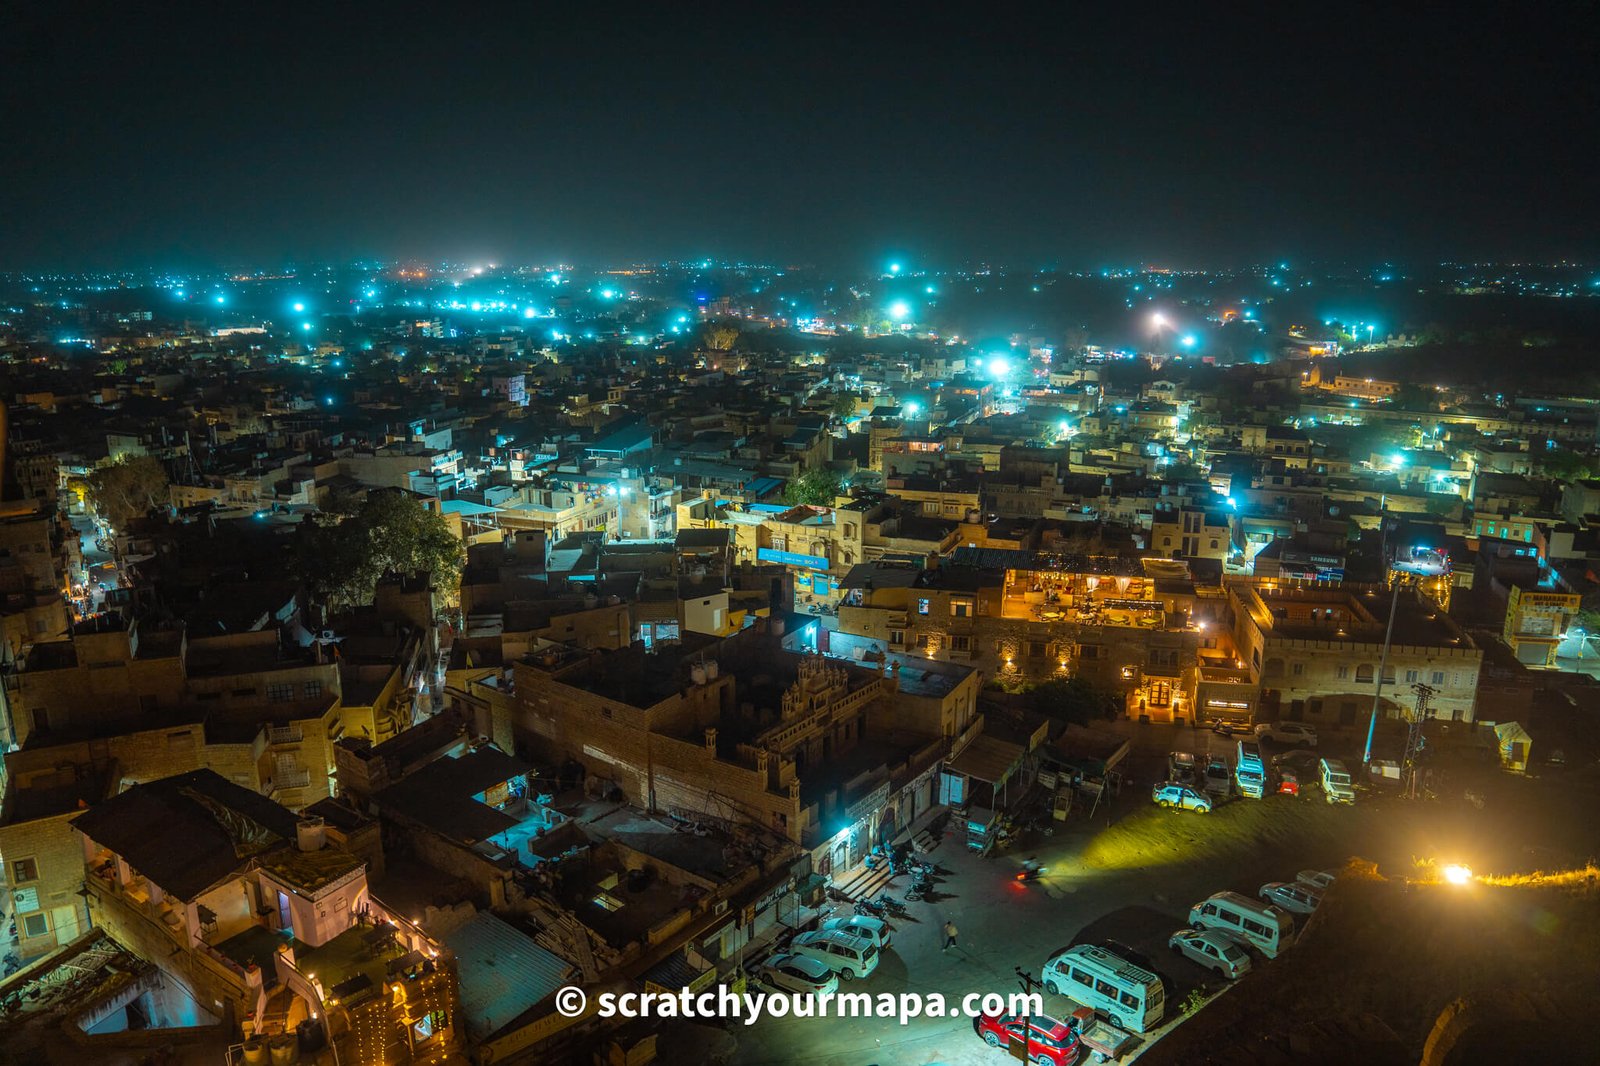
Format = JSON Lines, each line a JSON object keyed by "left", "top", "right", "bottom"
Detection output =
{"left": 1041, "top": 944, "right": 1166, "bottom": 1033}
{"left": 1188, "top": 891, "right": 1296, "bottom": 958}
{"left": 790, "top": 929, "right": 880, "bottom": 980}
{"left": 1319, "top": 758, "right": 1356, "bottom": 804}
{"left": 1234, "top": 740, "right": 1266, "bottom": 799}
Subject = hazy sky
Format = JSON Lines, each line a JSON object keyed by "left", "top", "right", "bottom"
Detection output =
{"left": 4, "top": 6, "right": 1596, "bottom": 270}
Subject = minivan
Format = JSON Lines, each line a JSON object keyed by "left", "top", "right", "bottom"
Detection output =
{"left": 1319, "top": 758, "right": 1356, "bottom": 804}
{"left": 1235, "top": 740, "right": 1266, "bottom": 799}
{"left": 790, "top": 929, "right": 880, "bottom": 980}
{"left": 1188, "top": 891, "right": 1296, "bottom": 958}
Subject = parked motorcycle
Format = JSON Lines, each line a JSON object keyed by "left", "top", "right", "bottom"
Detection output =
{"left": 854, "top": 897, "right": 886, "bottom": 917}
{"left": 877, "top": 895, "right": 909, "bottom": 917}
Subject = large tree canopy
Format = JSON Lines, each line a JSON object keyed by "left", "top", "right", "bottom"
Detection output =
{"left": 86, "top": 455, "right": 170, "bottom": 528}
{"left": 295, "top": 491, "right": 463, "bottom": 613}
{"left": 782, "top": 468, "right": 843, "bottom": 506}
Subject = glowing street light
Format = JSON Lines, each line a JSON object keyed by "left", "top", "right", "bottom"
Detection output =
{"left": 1180, "top": 334, "right": 1197, "bottom": 349}
{"left": 987, "top": 356, "right": 1010, "bottom": 377}
{"left": 1442, "top": 864, "right": 1472, "bottom": 885}
{"left": 889, "top": 301, "right": 911, "bottom": 321}
{"left": 1150, "top": 312, "right": 1168, "bottom": 330}
{"left": 888, "top": 262, "right": 902, "bottom": 274}
{"left": 293, "top": 302, "right": 306, "bottom": 313}
{"left": 903, "top": 401, "right": 920, "bottom": 417}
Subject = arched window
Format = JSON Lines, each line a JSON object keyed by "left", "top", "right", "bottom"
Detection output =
{"left": 1355, "top": 664, "right": 1375, "bottom": 684}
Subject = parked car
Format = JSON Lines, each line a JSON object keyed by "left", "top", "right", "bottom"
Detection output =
{"left": 757, "top": 952, "right": 839, "bottom": 996}
{"left": 1168, "top": 928, "right": 1254, "bottom": 980}
{"left": 1297, "top": 869, "right": 1337, "bottom": 891}
{"left": 974, "top": 1013, "right": 1081, "bottom": 1066}
{"left": 1203, "top": 758, "right": 1232, "bottom": 797}
{"left": 1255, "top": 722, "right": 1319, "bottom": 746}
{"left": 1319, "top": 758, "right": 1357, "bottom": 804}
{"left": 1151, "top": 782, "right": 1213, "bottom": 813}
{"left": 1168, "top": 751, "right": 1198, "bottom": 786}
{"left": 821, "top": 913, "right": 892, "bottom": 949}
{"left": 790, "top": 929, "right": 880, "bottom": 980}
{"left": 1259, "top": 881, "right": 1323, "bottom": 915}
{"left": 1211, "top": 719, "right": 1249, "bottom": 737}
{"left": 1270, "top": 748, "right": 1320, "bottom": 773}
{"left": 1276, "top": 769, "right": 1300, "bottom": 797}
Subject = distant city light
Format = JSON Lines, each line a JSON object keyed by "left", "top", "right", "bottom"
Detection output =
{"left": 1150, "top": 312, "right": 1167, "bottom": 329}
{"left": 903, "top": 401, "right": 920, "bottom": 416}
{"left": 214, "top": 294, "right": 226, "bottom": 304}
{"left": 988, "top": 356, "right": 1010, "bottom": 376}
{"left": 300, "top": 322, "right": 312, "bottom": 331}
{"left": 889, "top": 301, "right": 911, "bottom": 321}
{"left": 1180, "top": 334, "right": 1197, "bottom": 348}
{"left": 324, "top": 396, "right": 335, "bottom": 406}
{"left": 1442, "top": 864, "right": 1472, "bottom": 885}
{"left": 925, "top": 285, "right": 935, "bottom": 294}
{"left": 523, "top": 307, "right": 537, "bottom": 319}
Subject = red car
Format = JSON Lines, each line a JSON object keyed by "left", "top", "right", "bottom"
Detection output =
{"left": 975, "top": 1013, "right": 1081, "bottom": 1066}
{"left": 1277, "top": 769, "right": 1300, "bottom": 797}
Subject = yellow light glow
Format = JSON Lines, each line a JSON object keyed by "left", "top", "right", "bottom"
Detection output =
{"left": 1442, "top": 864, "right": 1472, "bottom": 885}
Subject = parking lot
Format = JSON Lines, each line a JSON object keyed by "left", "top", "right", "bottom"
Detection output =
{"left": 719, "top": 719, "right": 1588, "bottom": 1065}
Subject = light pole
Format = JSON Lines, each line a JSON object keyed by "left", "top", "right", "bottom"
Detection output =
{"left": 1363, "top": 583, "right": 1401, "bottom": 770}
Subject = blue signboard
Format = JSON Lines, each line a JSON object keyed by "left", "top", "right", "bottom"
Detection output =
{"left": 758, "top": 547, "right": 830, "bottom": 570}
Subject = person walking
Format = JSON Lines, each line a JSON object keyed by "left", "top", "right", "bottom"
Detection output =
{"left": 942, "top": 919, "right": 958, "bottom": 951}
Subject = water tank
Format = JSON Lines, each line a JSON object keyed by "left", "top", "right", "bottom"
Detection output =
{"left": 268, "top": 1034, "right": 300, "bottom": 1065}
{"left": 705, "top": 660, "right": 719, "bottom": 680}
{"left": 296, "top": 817, "right": 326, "bottom": 852}
{"left": 242, "top": 1040, "right": 269, "bottom": 1066}
{"left": 690, "top": 665, "right": 708, "bottom": 685}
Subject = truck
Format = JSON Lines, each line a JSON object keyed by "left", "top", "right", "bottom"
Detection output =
{"left": 1234, "top": 739, "right": 1266, "bottom": 799}
{"left": 1065, "top": 1006, "right": 1139, "bottom": 1062}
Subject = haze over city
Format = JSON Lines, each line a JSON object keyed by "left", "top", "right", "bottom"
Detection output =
{"left": 1, "top": 8, "right": 1599, "bottom": 1066}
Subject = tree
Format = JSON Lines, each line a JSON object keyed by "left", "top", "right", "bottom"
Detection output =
{"left": 781, "top": 468, "right": 844, "bottom": 506}
{"left": 295, "top": 491, "right": 464, "bottom": 613}
{"left": 1390, "top": 382, "right": 1438, "bottom": 412}
{"left": 85, "top": 455, "right": 170, "bottom": 528}
{"left": 701, "top": 322, "right": 740, "bottom": 351}
{"left": 1023, "top": 676, "right": 1117, "bottom": 725}
{"left": 828, "top": 390, "right": 859, "bottom": 420}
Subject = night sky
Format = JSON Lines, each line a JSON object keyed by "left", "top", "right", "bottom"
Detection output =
{"left": 4, "top": 6, "right": 1596, "bottom": 270}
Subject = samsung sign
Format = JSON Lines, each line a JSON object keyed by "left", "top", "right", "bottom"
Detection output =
{"left": 758, "top": 548, "right": 830, "bottom": 570}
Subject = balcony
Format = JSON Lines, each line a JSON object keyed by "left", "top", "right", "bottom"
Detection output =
{"left": 268, "top": 767, "right": 312, "bottom": 794}
{"left": 265, "top": 725, "right": 304, "bottom": 745}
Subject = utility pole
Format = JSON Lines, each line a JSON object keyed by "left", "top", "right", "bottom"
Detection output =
{"left": 1362, "top": 584, "right": 1401, "bottom": 769}
{"left": 1403, "top": 682, "right": 1436, "bottom": 799}
{"left": 1014, "top": 967, "right": 1043, "bottom": 1063}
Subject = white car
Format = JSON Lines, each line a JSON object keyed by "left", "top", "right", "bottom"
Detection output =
{"left": 757, "top": 953, "right": 839, "bottom": 996}
{"left": 1259, "top": 881, "right": 1323, "bottom": 915}
{"left": 1168, "top": 928, "right": 1253, "bottom": 980}
{"left": 1151, "top": 782, "right": 1212, "bottom": 813}
{"left": 821, "top": 913, "right": 892, "bottom": 949}
{"left": 1254, "top": 721, "right": 1319, "bottom": 746}
{"left": 1297, "top": 869, "right": 1336, "bottom": 891}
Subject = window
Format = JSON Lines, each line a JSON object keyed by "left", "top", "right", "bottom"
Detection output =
{"left": 890, "top": 630, "right": 905, "bottom": 646}
{"left": 1095, "top": 979, "right": 1116, "bottom": 997}
{"left": 23, "top": 913, "right": 49, "bottom": 938}
{"left": 1242, "top": 918, "right": 1270, "bottom": 937}
{"left": 1405, "top": 669, "right": 1419, "bottom": 683}
{"left": 1209, "top": 539, "right": 1219, "bottom": 549}
{"left": 1118, "top": 991, "right": 1139, "bottom": 1009}
{"left": 1218, "top": 910, "right": 1241, "bottom": 926}
{"left": 1431, "top": 671, "right": 1445, "bottom": 685}
{"left": 267, "top": 683, "right": 294, "bottom": 702}
{"left": 10, "top": 857, "right": 39, "bottom": 883}
{"left": 1070, "top": 969, "right": 1094, "bottom": 988}
{"left": 917, "top": 598, "right": 930, "bottom": 615}
{"left": 1355, "top": 664, "right": 1374, "bottom": 684}
{"left": 303, "top": 680, "right": 323, "bottom": 699}
{"left": 1336, "top": 665, "right": 1349, "bottom": 680}
{"left": 1291, "top": 662, "right": 1304, "bottom": 677}
{"left": 232, "top": 687, "right": 258, "bottom": 698}
{"left": 951, "top": 601, "right": 971, "bottom": 618}
{"left": 950, "top": 635, "right": 971, "bottom": 652}
{"left": 1027, "top": 641, "right": 1047, "bottom": 657}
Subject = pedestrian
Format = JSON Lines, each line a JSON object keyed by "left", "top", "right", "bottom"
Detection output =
{"left": 942, "top": 919, "right": 958, "bottom": 951}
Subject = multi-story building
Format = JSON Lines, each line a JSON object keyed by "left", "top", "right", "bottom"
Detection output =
{"left": 1230, "top": 584, "right": 1482, "bottom": 726}
{"left": 1149, "top": 503, "right": 1234, "bottom": 561}
{"left": 1502, "top": 582, "right": 1580, "bottom": 668}
{"left": 73, "top": 770, "right": 462, "bottom": 1062}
